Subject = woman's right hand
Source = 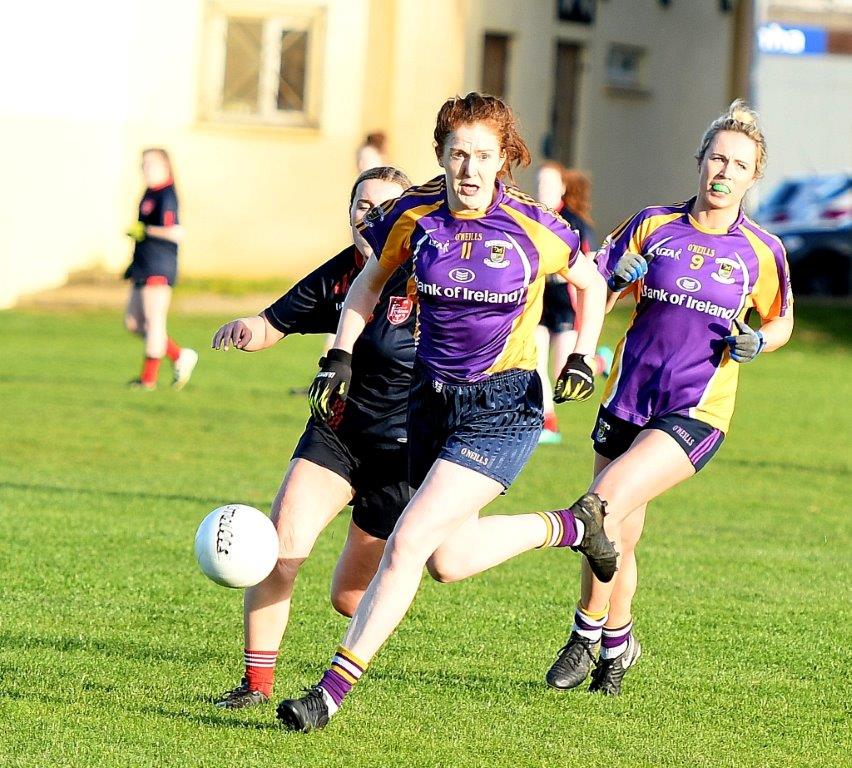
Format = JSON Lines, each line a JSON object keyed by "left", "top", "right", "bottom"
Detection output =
{"left": 608, "top": 252, "right": 649, "bottom": 291}
{"left": 212, "top": 320, "right": 253, "bottom": 350}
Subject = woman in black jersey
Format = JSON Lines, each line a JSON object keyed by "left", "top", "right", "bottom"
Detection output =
{"left": 210, "top": 166, "right": 414, "bottom": 709}
{"left": 123, "top": 148, "right": 197, "bottom": 390}
{"left": 535, "top": 163, "right": 610, "bottom": 443}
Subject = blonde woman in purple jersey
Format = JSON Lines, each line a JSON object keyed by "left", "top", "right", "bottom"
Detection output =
{"left": 275, "top": 93, "right": 613, "bottom": 731}
{"left": 546, "top": 100, "right": 794, "bottom": 696}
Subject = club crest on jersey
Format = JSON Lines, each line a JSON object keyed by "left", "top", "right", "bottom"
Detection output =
{"left": 711, "top": 257, "right": 741, "bottom": 285}
{"left": 483, "top": 239, "right": 513, "bottom": 268}
{"left": 676, "top": 276, "right": 702, "bottom": 292}
{"left": 141, "top": 199, "right": 155, "bottom": 216}
{"left": 449, "top": 267, "right": 476, "bottom": 283}
{"left": 386, "top": 296, "right": 413, "bottom": 325}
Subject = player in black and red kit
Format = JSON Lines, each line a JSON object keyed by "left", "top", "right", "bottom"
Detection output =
{"left": 210, "top": 166, "right": 415, "bottom": 709}
{"left": 124, "top": 148, "right": 197, "bottom": 390}
{"left": 535, "top": 162, "right": 610, "bottom": 443}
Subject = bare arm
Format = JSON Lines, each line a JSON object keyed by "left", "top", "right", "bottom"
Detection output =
{"left": 145, "top": 224, "right": 185, "bottom": 244}
{"left": 604, "top": 288, "right": 623, "bottom": 313}
{"left": 758, "top": 309, "right": 794, "bottom": 352}
{"left": 211, "top": 313, "right": 285, "bottom": 352}
{"left": 558, "top": 253, "right": 607, "bottom": 357}
{"left": 332, "top": 254, "right": 398, "bottom": 352}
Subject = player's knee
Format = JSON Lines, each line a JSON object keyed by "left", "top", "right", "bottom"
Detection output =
{"left": 384, "top": 528, "right": 428, "bottom": 572}
{"left": 271, "top": 554, "right": 305, "bottom": 585}
{"left": 329, "top": 587, "right": 362, "bottom": 618}
{"left": 124, "top": 315, "right": 142, "bottom": 335}
{"left": 425, "top": 554, "right": 464, "bottom": 584}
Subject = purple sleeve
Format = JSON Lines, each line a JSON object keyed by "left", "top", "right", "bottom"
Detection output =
{"left": 595, "top": 211, "right": 645, "bottom": 282}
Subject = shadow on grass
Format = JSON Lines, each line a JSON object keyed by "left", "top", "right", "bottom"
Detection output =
{"left": 0, "top": 688, "right": 281, "bottom": 732}
{"left": 0, "top": 629, "right": 211, "bottom": 666}
{"left": 714, "top": 455, "right": 849, "bottom": 476}
{"left": 0, "top": 479, "right": 267, "bottom": 510}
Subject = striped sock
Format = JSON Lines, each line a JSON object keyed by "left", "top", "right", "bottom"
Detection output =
{"left": 244, "top": 648, "right": 277, "bottom": 697}
{"left": 600, "top": 620, "right": 633, "bottom": 659}
{"left": 535, "top": 509, "right": 585, "bottom": 548}
{"left": 572, "top": 602, "right": 609, "bottom": 643}
{"left": 317, "top": 645, "right": 367, "bottom": 716}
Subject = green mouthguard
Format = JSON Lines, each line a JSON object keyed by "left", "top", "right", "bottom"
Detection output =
{"left": 711, "top": 182, "right": 731, "bottom": 194}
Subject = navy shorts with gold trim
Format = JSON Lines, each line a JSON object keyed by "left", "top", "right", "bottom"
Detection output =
{"left": 292, "top": 419, "right": 409, "bottom": 539}
{"left": 407, "top": 364, "right": 543, "bottom": 490}
{"left": 591, "top": 406, "right": 724, "bottom": 472}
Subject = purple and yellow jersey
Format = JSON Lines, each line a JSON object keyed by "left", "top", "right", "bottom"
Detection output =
{"left": 598, "top": 198, "right": 792, "bottom": 433}
{"left": 357, "top": 175, "right": 581, "bottom": 382}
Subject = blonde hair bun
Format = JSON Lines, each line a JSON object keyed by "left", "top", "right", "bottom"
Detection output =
{"left": 727, "top": 99, "right": 757, "bottom": 126}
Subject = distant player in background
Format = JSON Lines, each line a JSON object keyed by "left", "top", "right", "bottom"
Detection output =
{"left": 123, "top": 148, "right": 197, "bottom": 390}
{"left": 276, "top": 92, "right": 614, "bottom": 732}
{"left": 545, "top": 100, "right": 794, "bottom": 696}
{"left": 211, "top": 167, "right": 415, "bottom": 709}
{"left": 535, "top": 162, "right": 611, "bottom": 444}
{"left": 356, "top": 131, "right": 388, "bottom": 173}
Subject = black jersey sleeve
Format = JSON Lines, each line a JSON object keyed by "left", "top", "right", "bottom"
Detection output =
{"left": 159, "top": 187, "right": 179, "bottom": 226}
{"left": 263, "top": 246, "right": 359, "bottom": 336}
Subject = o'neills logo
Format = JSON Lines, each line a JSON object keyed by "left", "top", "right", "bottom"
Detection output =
{"left": 417, "top": 278, "right": 522, "bottom": 304}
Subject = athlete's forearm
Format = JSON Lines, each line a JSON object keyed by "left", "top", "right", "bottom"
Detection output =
{"left": 572, "top": 270, "right": 607, "bottom": 356}
{"left": 758, "top": 311, "right": 794, "bottom": 353}
{"left": 604, "top": 289, "right": 622, "bottom": 313}
{"left": 146, "top": 224, "right": 184, "bottom": 243}
{"left": 332, "top": 266, "right": 383, "bottom": 352}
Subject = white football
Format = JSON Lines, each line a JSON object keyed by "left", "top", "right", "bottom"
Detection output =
{"left": 194, "top": 504, "right": 278, "bottom": 588}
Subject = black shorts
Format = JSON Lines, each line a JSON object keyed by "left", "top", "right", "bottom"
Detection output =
{"left": 125, "top": 259, "right": 177, "bottom": 287}
{"left": 407, "top": 364, "right": 543, "bottom": 490}
{"left": 291, "top": 419, "right": 409, "bottom": 539}
{"left": 591, "top": 406, "right": 724, "bottom": 472}
{"left": 540, "top": 280, "right": 575, "bottom": 333}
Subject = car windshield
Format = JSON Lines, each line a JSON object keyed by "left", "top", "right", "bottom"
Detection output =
{"left": 764, "top": 180, "right": 803, "bottom": 208}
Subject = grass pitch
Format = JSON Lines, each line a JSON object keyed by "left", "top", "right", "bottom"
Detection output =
{"left": 0, "top": 303, "right": 849, "bottom": 767}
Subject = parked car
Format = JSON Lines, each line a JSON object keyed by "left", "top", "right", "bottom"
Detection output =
{"left": 755, "top": 174, "right": 852, "bottom": 296}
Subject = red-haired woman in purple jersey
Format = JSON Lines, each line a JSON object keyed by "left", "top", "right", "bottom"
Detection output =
{"left": 546, "top": 100, "right": 794, "bottom": 696}
{"left": 276, "top": 93, "right": 612, "bottom": 732}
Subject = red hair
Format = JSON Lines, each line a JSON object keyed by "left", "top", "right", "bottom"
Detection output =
{"left": 562, "top": 169, "right": 593, "bottom": 225}
{"left": 433, "top": 92, "right": 531, "bottom": 182}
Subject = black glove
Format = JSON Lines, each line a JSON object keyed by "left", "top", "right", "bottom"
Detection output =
{"left": 608, "top": 252, "right": 650, "bottom": 292}
{"left": 724, "top": 318, "right": 765, "bottom": 363}
{"left": 308, "top": 349, "right": 353, "bottom": 422}
{"left": 554, "top": 353, "right": 595, "bottom": 403}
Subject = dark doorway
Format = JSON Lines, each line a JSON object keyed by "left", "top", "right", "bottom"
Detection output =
{"left": 547, "top": 42, "right": 582, "bottom": 166}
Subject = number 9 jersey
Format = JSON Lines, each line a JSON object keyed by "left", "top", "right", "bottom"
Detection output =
{"left": 596, "top": 198, "right": 793, "bottom": 433}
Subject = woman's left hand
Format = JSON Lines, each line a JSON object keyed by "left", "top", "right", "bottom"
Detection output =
{"left": 554, "top": 353, "right": 595, "bottom": 402}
